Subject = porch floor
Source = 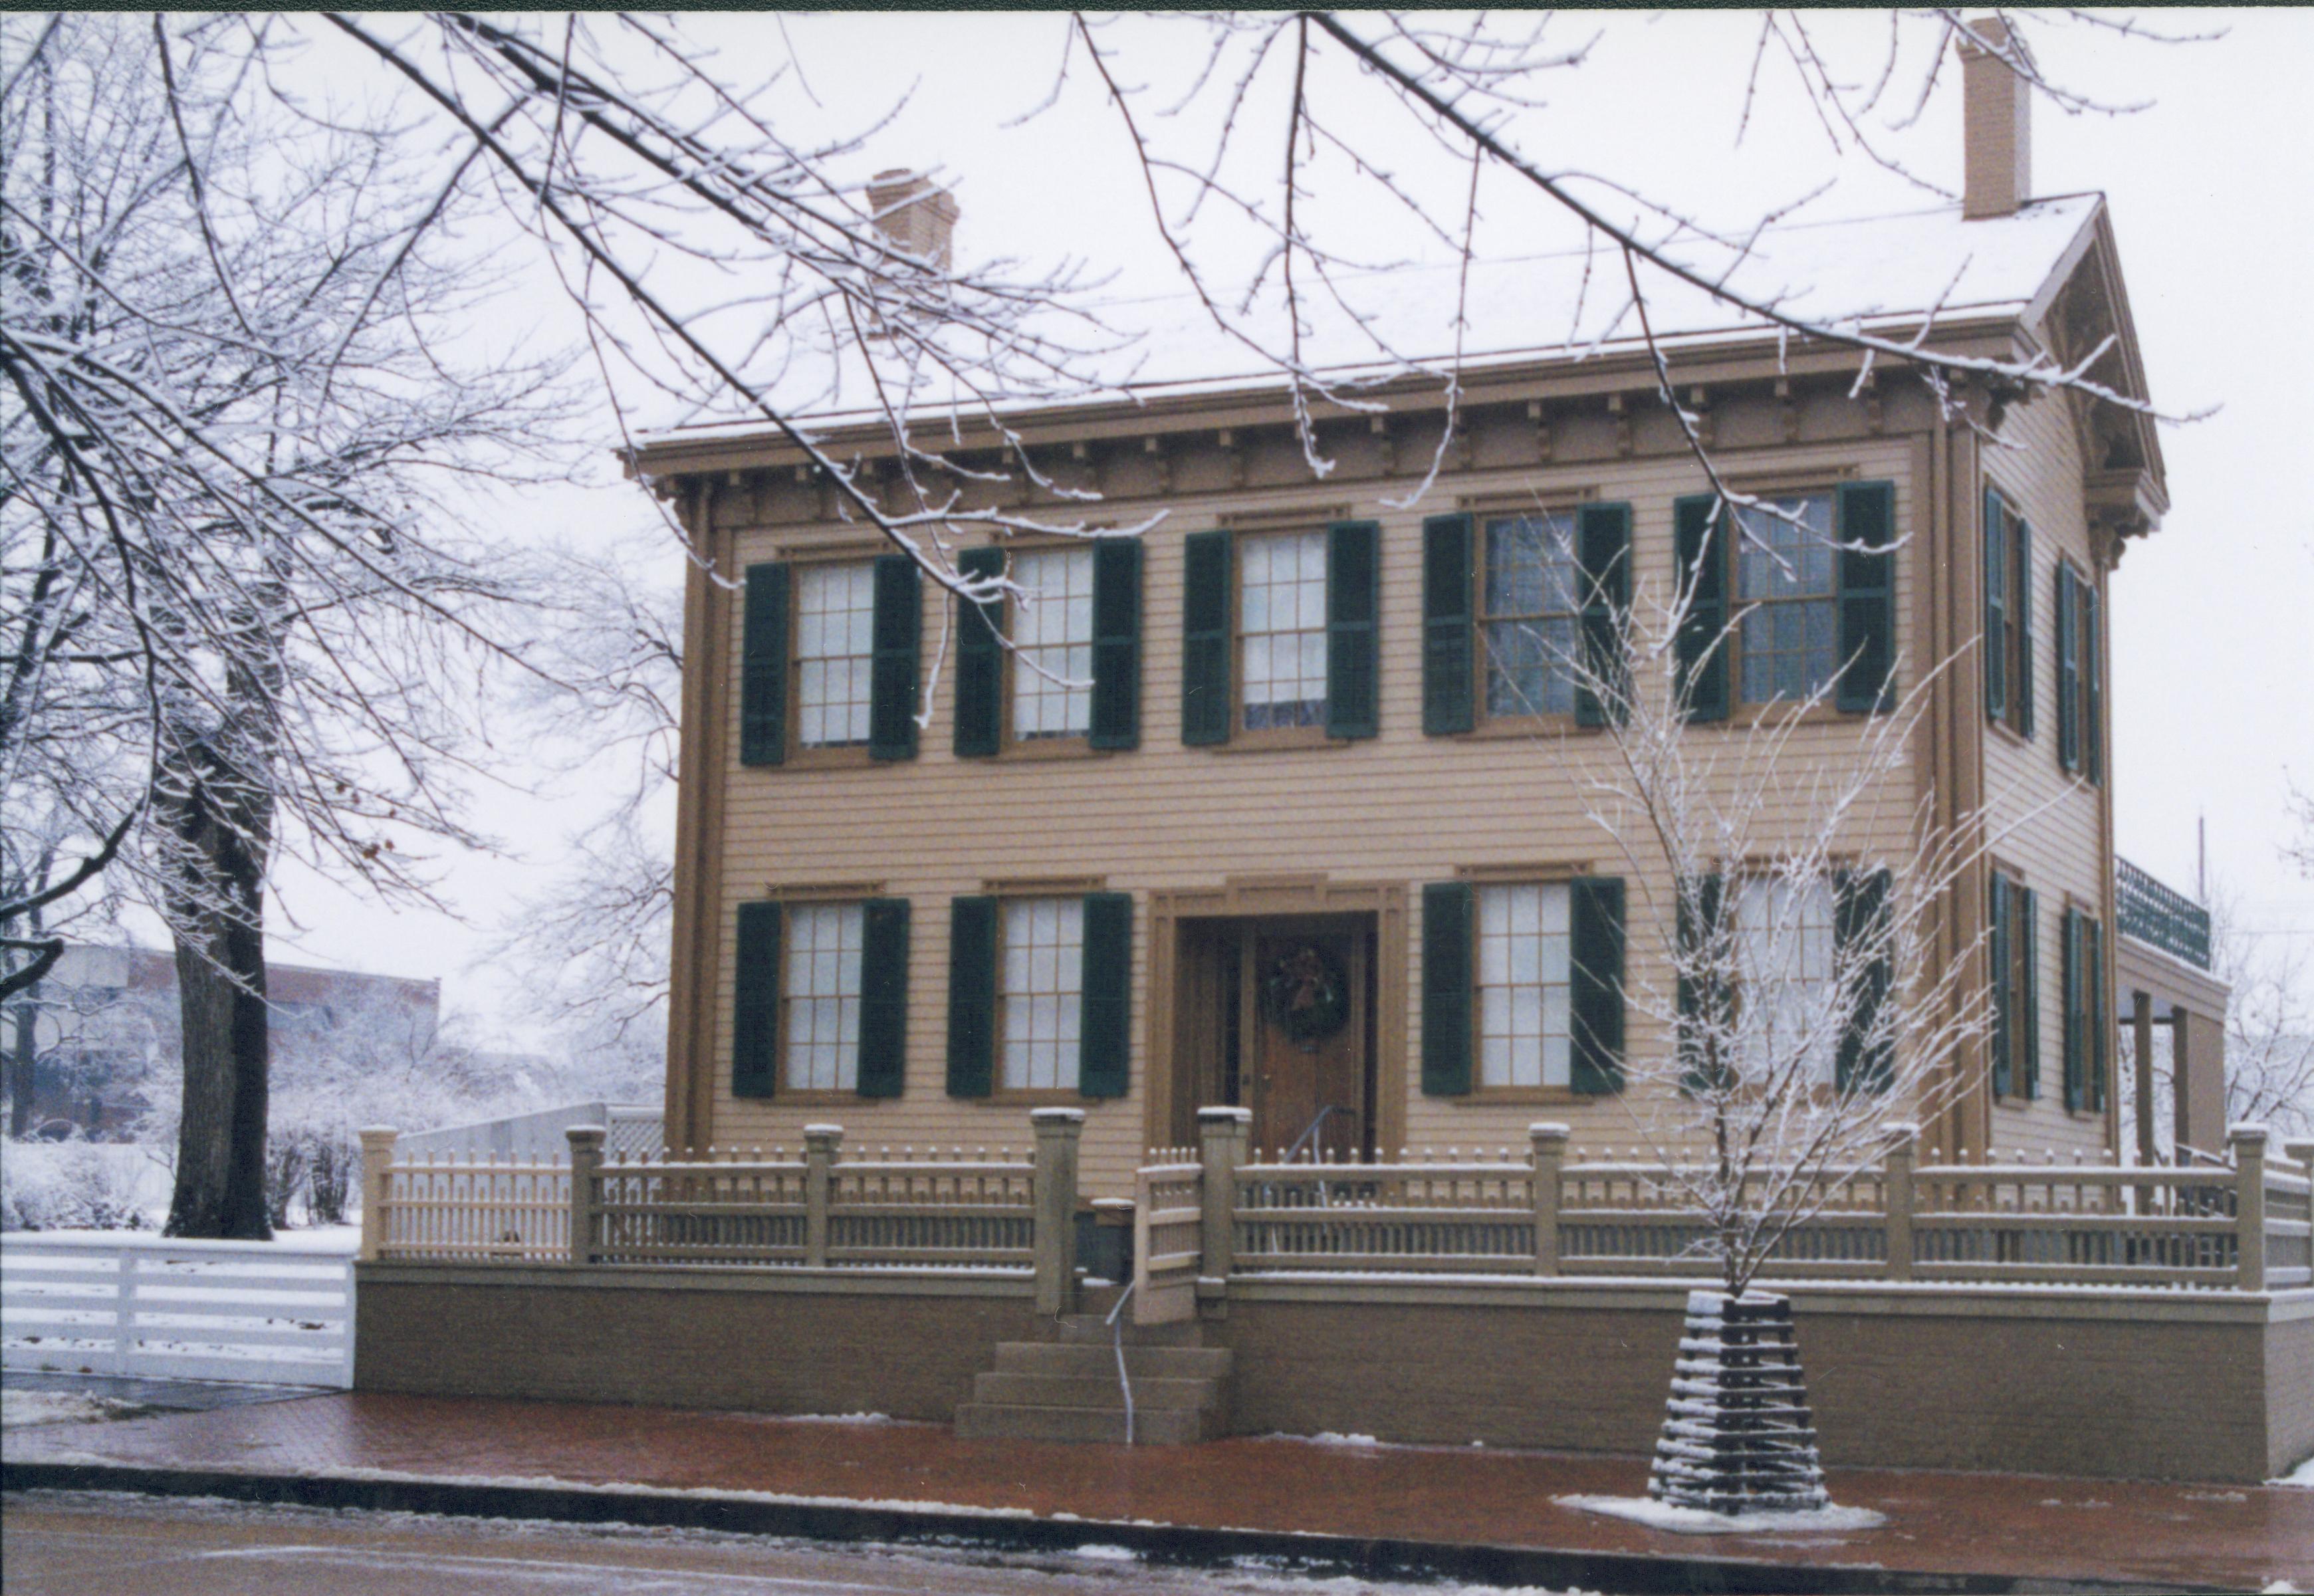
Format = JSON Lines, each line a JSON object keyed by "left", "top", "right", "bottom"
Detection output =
{"left": 5, "top": 1389, "right": 2307, "bottom": 1591}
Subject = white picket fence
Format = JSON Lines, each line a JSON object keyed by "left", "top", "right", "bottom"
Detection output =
{"left": 1, "top": 1234, "right": 354, "bottom": 1388}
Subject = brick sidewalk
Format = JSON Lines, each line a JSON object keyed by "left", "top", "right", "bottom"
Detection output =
{"left": 6, "top": 1392, "right": 2309, "bottom": 1591}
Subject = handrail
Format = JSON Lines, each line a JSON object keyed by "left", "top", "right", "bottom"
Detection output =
{"left": 1280, "top": 1105, "right": 1339, "bottom": 1165}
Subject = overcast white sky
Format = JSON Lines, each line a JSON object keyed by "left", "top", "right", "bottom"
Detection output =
{"left": 233, "top": 10, "right": 2313, "bottom": 1038}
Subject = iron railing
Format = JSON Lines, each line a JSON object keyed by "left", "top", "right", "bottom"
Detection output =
{"left": 2115, "top": 857, "right": 2211, "bottom": 969}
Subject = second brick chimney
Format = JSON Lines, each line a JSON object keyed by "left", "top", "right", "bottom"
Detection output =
{"left": 868, "top": 170, "right": 959, "bottom": 269}
{"left": 1959, "top": 16, "right": 2032, "bottom": 218}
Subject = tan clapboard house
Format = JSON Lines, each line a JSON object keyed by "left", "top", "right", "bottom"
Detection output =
{"left": 634, "top": 34, "right": 2180, "bottom": 1204}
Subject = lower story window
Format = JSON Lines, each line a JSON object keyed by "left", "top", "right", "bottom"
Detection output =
{"left": 1478, "top": 883, "right": 1573, "bottom": 1087}
{"left": 1002, "top": 897, "right": 1084, "bottom": 1090}
{"left": 1733, "top": 876, "right": 1837, "bottom": 1085}
{"left": 785, "top": 902, "right": 864, "bottom": 1091}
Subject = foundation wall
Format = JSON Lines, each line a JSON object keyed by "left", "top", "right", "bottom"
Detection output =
{"left": 356, "top": 1264, "right": 2313, "bottom": 1484}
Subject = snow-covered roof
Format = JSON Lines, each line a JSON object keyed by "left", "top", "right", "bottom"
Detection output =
{"left": 640, "top": 193, "right": 2101, "bottom": 449}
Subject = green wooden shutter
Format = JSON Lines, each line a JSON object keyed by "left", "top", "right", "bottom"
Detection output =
{"left": 946, "top": 896, "right": 998, "bottom": 1098}
{"left": 2018, "top": 887, "right": 2040, "bottom": 1099}
{"left": 1988, "top": 873, "right": 2013, "bottom": 1099}
{"left": 1326, "top": 520, "right": 1380, "bottom": 740}
{"left": 1835, "top": 869, "right": 1893, "bottom": 1093}
{"left": 2087, "top": 915, "right": 2106, "bottom": 1111}
{"left": 2013, "top": 516, "right": 2035, "bottom": 740}
{"left": 2055, "top": 566, "right": 2080, "bottom": 773}
{"left": 1078, "top": 891, "right": 1133, "bottom": 1098}
{"left": 1181, "top": 530, "right": 1233, "bottom": 745}
{"left": 953, "top": 547, "right": 1006, "bottom": 758}
{"left": 2061, "top": 907, "right": 2083, "bottom": 1111}
{"left": 1421, "top": 881, "right": 1474, "bottom": 1096}
{"left": 732, "top": 899, "right": 782, "bottom": 1099}
{"left": 1569, "top": 876, "right": 1625, "bottom": 1095}
{"left": 1575, "top": 502, "right": 1633, "bottom": 729}
{"left": 1421, "top": 514, "right": 1476, "bottom": 736}
{"left": 857, "top": 898, "right": 911, "bottom": 1098}
{"left": 2081, "top": 582, "right": 2103, "bottom": 785}
{"left": 1982, "top": 489, "right": 2008, "bottom": 725}
{"left": 740, "top": 563, "right": 790, "bottom": 766}
{"left": 1836, "top": 481, "right": 1897, "bottom": 715}
{"left": 1678, "top": 873, "right": 1726, "bottom": 1091}
{"left": 868, "top": 554, "right": 921, "bottom": 760}
{"left": 1673, "top": 495, "right": 1728, "bottom": 723}
{"left": 1089, "top": 539, "right": 1143, "bottom": 750}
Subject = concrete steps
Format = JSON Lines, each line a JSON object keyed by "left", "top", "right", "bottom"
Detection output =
{"left": 955, "top": 1311, "right": 1232, "bottom": 1446}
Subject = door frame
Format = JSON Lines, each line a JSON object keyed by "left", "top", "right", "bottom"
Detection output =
{"left": 1145, "top": 875, "right": 1408, "bottom": 1161}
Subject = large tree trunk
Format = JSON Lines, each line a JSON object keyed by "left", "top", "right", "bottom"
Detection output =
{"left": 162, "top": 750, "right": 273, "bottom": 1240}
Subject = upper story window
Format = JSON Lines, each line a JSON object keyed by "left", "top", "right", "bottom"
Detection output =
{"left": 739, "top": 555, "right": 921, "bottom": 766}
{"left": 1476, "top": 881, "right": 1573, "bottom": 1088}
{"left": 796, "top": 563, "right": 875, "bottom": 749}
{"left": 1181, "top": 523, "right": 1378, "bottom": 746}
{"left": 1010, "top": 547, "right": 1094, "bottom": 740}
{"left": 1734, "top": 495, "right": 1839, "bottom": 705}
{"left": 1240, "top": 531, "right": 1330, "bottom": 731}
{"left": 784, "top": 901, "right": 864, "bottom": 1091}
{"left": 1001, "top": 897, "right": 1084, "bottom": 1091}
{"left": 1482, "top": 513, "right": 1582, "bottom": 719}
{"left": 1731, "top": 875, "right": 1839, "bottom": 1086}
{"left": 1674, "top": 483, "right": 1894, "bottom": 723}
{"left": 1982, "top": 487, "right": 2035, "bottom": 739}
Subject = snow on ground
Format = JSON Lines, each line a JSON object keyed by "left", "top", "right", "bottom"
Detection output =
{"left": 3, "top": 1223, "right": 360, "bottom": 1253}
{"left": 2275, "top": 1457, "right": 2314, "bottom": 1488}
{"left": 1557, "top": 1494, "right": 1886, "bottom": 1536}
{"left": 1, "top": 1389, "right": 146, "bottom": 1429}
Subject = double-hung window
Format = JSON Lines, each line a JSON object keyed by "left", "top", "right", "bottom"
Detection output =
{"left": 953, "top": 539, "right": 1141, "bottom": 756}
{"left": 1179, "top": 522, "right": 1379, "bottom": 746}
{"left": 731, "top": 896, "right": 911, "bottom": 1100}
{"left": 796, "top": 564, "right": 876, "bottom": 749}
{"left": 738, "top": 554, "right": 921, "bottom": 764}
{"left": 1240, "top": 531, "right": 1330, "bottom": 731}
{"left": 1731, "top": 876, "right": 1840, "bottom": 1087}
{"left": 2056, "top": 562, "right": 2103, "bottom": 784}
{"left": 945, "top": 891, "right": 1134, "bottom": 1099}
{"left": 1983, "top": 488, "right": 2035, "bottom": 737}
{"left": 1988, "top": 871, "right": 2039, "bottom": 1099}
{"left": 1000, "top": 897, "right": 1084, "bottom": 1090}
{"left": 1481, "top": 513, "right": 1583, "bottom": 719}
{"left": 1476, "top": 882, "right": 1574, "bottom": 1088}
{"left": 2061, "top": 906, "right": 2107, "bottom": 1113}
{"left": 1734, "top": 497, "right": 1840, "bottom": 705}
{"left": 1010, "top": 548, "right": 1095, "bottom": 740}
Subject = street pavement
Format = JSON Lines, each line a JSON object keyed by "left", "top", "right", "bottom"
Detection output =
{"left": 1, "top": 1491, "right": 1508, "bottom": 1595}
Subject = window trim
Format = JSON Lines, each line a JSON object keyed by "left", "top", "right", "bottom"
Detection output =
{"left": 1474, "top": 507, "right": 1589, "bottom": 730}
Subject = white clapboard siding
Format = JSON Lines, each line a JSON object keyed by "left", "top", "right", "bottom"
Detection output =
{"left": 1, "top": 1234, "right": 353, "bottom": 1388}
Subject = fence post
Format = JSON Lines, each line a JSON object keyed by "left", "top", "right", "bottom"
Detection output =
{"left": 1032, "top": 1108, "right": 1085, "bottom": 1317}
{"left": 1199, "top": 1106, "right": 1251, "bottom": 1285}
{"left": 804, "top": 1124, "right": 842, "bottom": 1268}
{"left": 1529, "top": 1123, "right": 1569, "bottom": 1276}
{"left": 358, "top": 1127, "right": 398, "bottom": 1262}
{"left": 112, "top": 1247, "right": 140, "bottom": 1377}
{"left": 566, "top": 1127, "right": 605, "bottom": 1266}
{"left": 1883, "top": 1123, "right": 1918, "bottom": 1282}
{"left": 2233, "top": 1123, "right": 2268, "bottom": 1293}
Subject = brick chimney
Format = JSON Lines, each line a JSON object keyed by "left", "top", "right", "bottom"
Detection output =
{"left": 868, "top": 170, "right": 959, "bottom": 269}
{"left": 1958, "top": 16, "right": 2031, "bottom": 218}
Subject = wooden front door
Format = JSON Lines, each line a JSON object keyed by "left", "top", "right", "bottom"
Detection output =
{"left": 1247, "top": 925, "right": 1369, "bottom": 1161}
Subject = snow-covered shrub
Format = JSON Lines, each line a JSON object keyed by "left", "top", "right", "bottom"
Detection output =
{"left": 1, "top": 1139, "right": 148, "bottom": 1230}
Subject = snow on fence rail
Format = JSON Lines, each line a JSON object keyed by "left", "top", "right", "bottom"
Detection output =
{"left": 1, "top": 1234, "right": 353, "bottom": 1387}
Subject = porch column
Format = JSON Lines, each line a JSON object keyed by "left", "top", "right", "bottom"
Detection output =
{"left": 2131, "top": 990, "right": 2157, "bottom": 1166}
{"left": 2233, "top": 1124, "right": 2267, "bottom": 1293}
{"left": 566, "top": 1127, "right": 605, "bottom": 1266}
{"left": 1199, "top": 1106, "right": 1251, "bottom": 1284}
{"left": 1032, "top": 1108, "right": 1084, "bottom": 1317}
{"left": 358, "top": 1127, "right": 398, "bottom": 1262}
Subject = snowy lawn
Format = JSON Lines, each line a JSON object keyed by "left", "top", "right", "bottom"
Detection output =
{"left": 2274, "top": 1456, "right": 2314, "bottom": 1488}
{"left": 1, "top": 1389, "right": 150, "bottom": 1429}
